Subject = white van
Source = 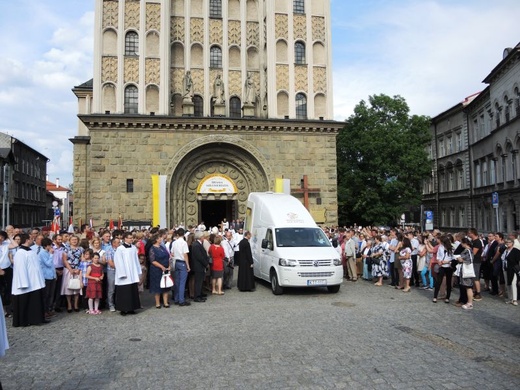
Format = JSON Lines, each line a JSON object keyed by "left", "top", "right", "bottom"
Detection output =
{"left": 245, "top": 192, "right": 343, "bottom": 295}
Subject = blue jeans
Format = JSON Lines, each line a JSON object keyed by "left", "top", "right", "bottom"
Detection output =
{"left": 173, "top": 261, "right": 188, "bottom": 303}
{"left": 421, "top": 267, "right": 434, "bottom": 288}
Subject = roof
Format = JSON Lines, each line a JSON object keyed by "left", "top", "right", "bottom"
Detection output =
{"left": 46, "top": 181, "right": 71, "bottom": 192}
{"left": 74, "top": 79, "right": 93, "bottom": 89}
{"left": 483, "top": 43, "right": 520, "bottom": 84}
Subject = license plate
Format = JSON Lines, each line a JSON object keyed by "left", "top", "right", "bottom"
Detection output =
{"left": 307, "top": 279, "right": 327, "bottom": 286}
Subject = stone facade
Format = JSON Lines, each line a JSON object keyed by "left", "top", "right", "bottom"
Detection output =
{"left": 73, "top": 0, "right": 341, "bottom": 227}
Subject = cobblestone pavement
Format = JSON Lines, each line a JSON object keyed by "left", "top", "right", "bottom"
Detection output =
{"left": 1, "top": 275, "right": 519, "bottom": 390}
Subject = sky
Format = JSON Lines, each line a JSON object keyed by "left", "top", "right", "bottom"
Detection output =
{"left": 0, "top": 0, "right": 519, "bottom": 187}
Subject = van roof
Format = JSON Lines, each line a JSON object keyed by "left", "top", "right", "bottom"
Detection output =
{"left": 248, "top": 192, "right": 317, "bottom": 227}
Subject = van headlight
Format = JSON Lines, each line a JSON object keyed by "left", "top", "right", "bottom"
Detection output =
{"left": 333, "top": 258, "right": 342, "bottom": 266}
{"left": 279, "top": 258, "right": 297, "bottom": 267}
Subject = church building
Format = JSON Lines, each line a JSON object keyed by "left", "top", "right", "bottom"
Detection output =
{"left": 71, "top": 0, "right": 343, "bottom": 228}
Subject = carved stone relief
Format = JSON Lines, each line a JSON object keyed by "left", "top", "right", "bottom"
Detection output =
{"left": 313, "top": 66, "right": 327, "bottom": 94}
{"left": 145, "top": 58, "right": 161, "bottom": 85}
{"left": 295, "top": 65, "right": 308, "bottom": 92}
{"left": 102, "top": 57, "right": 118, "bottom": 83}
{"left": 210, "top": 19, "right": 223, "bottom": 45}
{"left": 146, "top": 3, "right": 161, "bottom": 32}
{"left": 276, "top": 65, "right": 289, "bottom": 91}
{"left": 125, "top": 1, "right": 141, "bottom": 31}
{"left": 171, "top": 17, "right": 185, "bottom": 42}
{"left": 191, "top": 69, "right": 204, "bottom": 96}
{"left": 246, "top": 22, "right": 259, "bottom": 47}
{"left": 293, "top": 15, "right": 307, "bottom": 40}
{"left": 124, "top": 57, "right": 139, "bottom": 84}
{"left": 228, "top": 70, "right": 242, "bottom": 97}
{"left": 275, "top": 14, "right": 288, "bottom": 40}
{"left": 102, "top": 1, "right": 118, "bottom": 29}
{"left": 228, "top": 21, "right": 241, "bottom": 46}
{"left": 190, "top": 18, "right": 204, "bottom": 43}
{"left": 312, "top": 16, "right": 326, "bottom": 42}
{"left": 171, "top": 68, "right": 185, "bottom": 94}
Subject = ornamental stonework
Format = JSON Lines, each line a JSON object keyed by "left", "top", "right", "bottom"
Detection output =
{"left": 102, "top": 1, "right": 118, "bottom": 29}
{"left": 171, "top": 68, "right": 184, "bottom": 93}
{"left": 125, "top": 1, "right": 141, "bottom": 31}
{"left": 228, "top": 21, "right": 241, "bottom": 46}
{"left": 210, "top": 19, "right": 223, "bottom": 45}
{"left": 171, "top": 17, "right": 185, "bottom": 42}
{"left": 145, "top": 59, "right": 160, "bottom": 85}
{"left": 293, "top": 15, "right": 307, "bottom": 40}
{"left": 191, "top": 69, "right": 204, "bottom": 95}
{"left": 228, "top": 70, "right": 242, "bottom": 97}
{"left": 276, "top": 65, "right": 289, "bottom": 91}
{"left": 124, "top": 57, "right": 139, "bottom": 84}
{"left": 190, "top": 18, "right": 204, "bottom": 43}
{"left": 312, "top": 16, "right": 326, "bottom": 42}
{"left": 146, "top": 3, "right": 161, "bottom": 32}
{"left": 295, "top": 65, "right": 308, "bottom": 92}
{"left": 246, "top": 22, "right": 259, "bottom": 47}
{"left": 101, "top": 56, "right": 118, "bottom": 83}
{"left": 313, "top": 66, "right": 327, "bottom": 94}
{"left": 275, "top": 14, "right": 288, "bottom": 40}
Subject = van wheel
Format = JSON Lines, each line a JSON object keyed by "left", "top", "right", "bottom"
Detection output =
{"left": 327, "top": 285, "right": 340, "bottom": 293}
{"left": 270, "top": 271, "right": 284, "bottom": 295}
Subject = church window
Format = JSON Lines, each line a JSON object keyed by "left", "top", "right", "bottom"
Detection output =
{"left": 293, "top": 0, "right": 305, "bottom": 14}
{"left": 210, "top": 0, "right": 222, "bottom": 18}
{"left": 295, "top": 93, "right": 307, "bottom": 119}
{"left": 124, "top": 85, "right": 138, "bottom": 114}
{"left": 295, "top": 41, "right": 305, "bottom": 64}
{"left": 210, "top": 46, "right": 222, "bottom": 68}
{"left": 125, "top": 31, "right": 139, "bottom": 56}
{"left": 230, "top": 97, "right": 241, "bottom": 118}
{"left": 126, "top": 179, "right": 134, "bottom": 193}
{"left": 193, "top": 95, "right": 203, "bottom": 117}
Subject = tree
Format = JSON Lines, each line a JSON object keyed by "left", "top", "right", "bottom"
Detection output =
{"left": 337, "top": 94, "right": 431, "bottom": 226}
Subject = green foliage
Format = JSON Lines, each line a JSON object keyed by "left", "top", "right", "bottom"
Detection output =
{"left": 337, "top": 94, "right": 431, "bottom": 226}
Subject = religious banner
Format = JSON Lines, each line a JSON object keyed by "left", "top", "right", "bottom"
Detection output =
{"left": 197, "top": 174, "right": 237, "bottom": 194}
{"left": 151, "top": 175, "right": 167, "bottom": 228}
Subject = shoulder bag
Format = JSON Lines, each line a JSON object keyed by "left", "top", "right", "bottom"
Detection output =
{"left": 160, "top": 271, "right": 174, "bottom": 288}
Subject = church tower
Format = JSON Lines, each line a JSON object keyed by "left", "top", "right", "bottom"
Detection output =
{"left": 72, "top": 0, "right": 342, "bottom": 228}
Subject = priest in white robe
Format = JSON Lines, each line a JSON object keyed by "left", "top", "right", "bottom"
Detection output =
{"left": 114, "top": 232, "right": 142, "bottom": 315}
{"left": 11, "top": 233, "right": 46, "bottom": 327}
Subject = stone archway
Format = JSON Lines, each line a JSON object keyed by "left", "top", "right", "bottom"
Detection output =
{"left": 169, "top": 140, "right": 270, "bottom": 226}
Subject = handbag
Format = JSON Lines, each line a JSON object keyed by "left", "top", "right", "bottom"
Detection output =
{"left": 68, "top": 275, "right": 81, "bottom": 290}
{"left": 160, "top": 271, "right": 174, "bottom": 288}
{"left": 462, "top": 263, "right": 476, "bottom": 279}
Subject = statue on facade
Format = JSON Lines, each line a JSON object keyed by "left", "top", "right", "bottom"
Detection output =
{"left": 183, "top": 70, "right": 194, "bottom": 99}
{"left": 213, "top": 75, "right": 225, "bottom": 104}
{"left": 244, "top": 72, "right": 256, "bottom": 105}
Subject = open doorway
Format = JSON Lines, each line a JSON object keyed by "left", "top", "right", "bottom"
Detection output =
{"left": 200, "top": 200, "right": 235, "bottom": 230}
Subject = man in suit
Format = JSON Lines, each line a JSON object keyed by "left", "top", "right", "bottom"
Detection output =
{"left": 191, "top": 231, "right": 209, "bottom": 302}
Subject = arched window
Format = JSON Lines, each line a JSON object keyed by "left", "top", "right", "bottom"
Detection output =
{"left": 210, "top": 0, "right": 222, "bottom": 18}
{"left": 295, "top": 93, "right": 307, "bottom": 119}
{"left": 230, "top": 97, "right": 241, "bottom": 118}
{"left": 125, "top": 31, "right": 139, "bottom": 56}
{"left": 295, "top": 41, "right": 305, "bottom": 64}
{"left": 193, "top": 95, "right": 203, "bottom": 117}
{"left": 210, "top": 46, "right": 222, "bottom": 68}
{"left": 124, "top": 85, "right": 138, "bottom": 114}
{"left": 293, "top": 0, "right": 305, "bottom": 14}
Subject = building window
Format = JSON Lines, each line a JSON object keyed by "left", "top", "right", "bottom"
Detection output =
{"left": 209, "top": 0, "right": 222, "bottom": 18}
{"left": 501, "top": 154, "right": 507, "bottom": 182}
{"left": 293, "top": 0, "right": 305, "bottom": 14}
{"left": 124, "top": 85, "right": 138, "bottom": 114}
{"left": 447, "top": 137, "right": 452, "bottom": 154}
{"left": 126, "top": 179, "right": 134, "bottom": 193}
{"left": 210, "top": 46, "right": 222, "bottom": 68}
{"left": 511, "top": 152, "right": 517, "bottom": 181}
{"left": 482, "top": 161, "right": 488, "bottom": 186}
{"left": 490, "top": 159, "right": 496, "bottom": 185}
{"left": 448, "top": 170, "right": 453, "bottom": 191}
{"left": 125, "top": 31, "right": 139, "bottom": 56}
{"left": 230, "top": 97, "right": 241, "bottom": 118}
{"left": 459, "top": 207, "right": 465, "bottom": 226}
{"left": 505, "top": 96, "right": 511, "bottom": 122}
{"left": 295, "top": 42, "right": 306, "bottom": 64}
{"left": 475, "top": 163, "right": 481, "bottom": 187}
{"left": 193, "top": 95, "right": 203, "bottom": 117}
{"left": 457, "top": 168, "right": 464, "bottom": 189}
{"left": 455, "top": 132, "right": 461, "bottom": 152}
{"left": 295, "top": 93, "right": 307, "bottom": 119}
{"left": 438, "top": 139, "right": 445, "bottom": 157}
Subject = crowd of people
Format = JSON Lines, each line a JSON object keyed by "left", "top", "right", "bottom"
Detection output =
{"left": 328, "top": 225, "right": 520, "bottom": 309}
{"left": 0, "top": 221, "right": 256, "bottom": 328}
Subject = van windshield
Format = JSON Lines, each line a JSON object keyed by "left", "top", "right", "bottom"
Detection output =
{"left": 274, "top": 228, "right": 331, "bottom": 247}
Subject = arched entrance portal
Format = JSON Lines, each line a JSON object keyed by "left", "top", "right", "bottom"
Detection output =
{"left": 169, "top": 142, "right": 269, "bottom": 227}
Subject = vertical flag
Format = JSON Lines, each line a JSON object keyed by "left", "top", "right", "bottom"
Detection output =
{"left": 109, "top": 219, "right": 114, "bottom": 230}
{"left": 151, "top": 174, "right": 167, "bottom": 228}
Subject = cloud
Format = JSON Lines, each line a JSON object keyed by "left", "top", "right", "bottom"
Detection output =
{"left": 332, "top": 0, "right": 520, "bottom": 120}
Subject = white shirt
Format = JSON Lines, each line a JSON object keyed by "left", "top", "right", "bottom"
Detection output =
{"left": 171, "top": 237, "right": 189, "bottom": 260}
{"left": 11, "top": 247, "right": 45, "bottom": 295}
{"left": 222, "top": 238, "right": 237, "bottom": 258}
{"left": 0, "top": 241, "right": 10, "bottom": 269}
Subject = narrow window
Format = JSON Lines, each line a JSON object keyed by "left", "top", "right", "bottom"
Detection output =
{"left": 295, "top": 42, "right": 306, "bottom": 64}
{"left": 125, "top": 31, "right": 139, "bottom": 56}
{"left": 210, "top": 46, "right": 222, "bottom": 68}
{"left": 293, "top": 0, "right": 305, "bottom": 14}
{"left": 193, "top": 95, "right": 203, "bottom": 117}
{"left": 230, "top": 97, "right": 241, "bottom": 118}
{"left": 124, "top": 85, "right": 138, "bottom": 114}
{"left": 295, "top": 93, "right": 307, "bottom": 119}
{"left": 126, "top": 179, "right": 134, "bottom": 193}
{"left": 209, "top": 0, "right": 222, "bottom": 18}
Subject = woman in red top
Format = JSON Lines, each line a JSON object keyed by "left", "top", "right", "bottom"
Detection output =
{"left": 209, "top": 236, "right": 225, "bottom": 295}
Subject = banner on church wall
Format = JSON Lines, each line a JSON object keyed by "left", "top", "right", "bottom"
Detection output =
{"left": 197, "top": 174, "right": 238, "bottom": 194}
{"left": 152, "top": 175, "right": 167, "bottom": 228}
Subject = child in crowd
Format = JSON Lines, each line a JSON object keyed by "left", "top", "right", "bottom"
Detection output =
{"left": 138, "top": 254, "right": 147, "bottom": 293}
{"left": 79, "top": 248, "right": 93, "bottom": 311}
{"left": 85, "top": 252, "right": 103, "bottom": 315}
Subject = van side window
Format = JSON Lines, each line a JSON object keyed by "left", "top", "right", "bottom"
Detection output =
{"left": 265, "top": 229, "right": 274, "bottom": 250}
